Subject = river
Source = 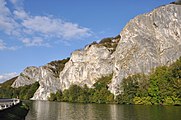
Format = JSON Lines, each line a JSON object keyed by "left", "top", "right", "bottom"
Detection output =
{"left": 25, "top": 101, "right": 181, "bottom": 120}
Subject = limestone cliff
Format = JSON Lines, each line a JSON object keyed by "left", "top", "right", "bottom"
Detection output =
{"left": 11, "top": 66, "right": 39, "bottom": 87}
{"left": 59, "top": 44, "right": 114, "bottom": 91}
{"left": 11, "top": 60, "right": 68, "bottom": 100}
{"left": 11, "top": 38, "right": 118, "bottom": 100}
{"left": 11, "top": 4, "right": 181, "bottom": 100}
{"left": 110, "top": 4, "right": 181, "bottom": 95}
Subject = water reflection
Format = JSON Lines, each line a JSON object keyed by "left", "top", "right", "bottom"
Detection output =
{"left": 25, "top": 101, "right": 181, "bottom": 120}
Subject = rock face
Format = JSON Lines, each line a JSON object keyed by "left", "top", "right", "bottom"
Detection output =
{"left": 12, "top": 66, "right": 39, "bottom": 87}
{"left": 12, "top": 64, "right": 60, "bottom": 100}
{"left": 11, "top": 44, "right": 115, "bottom": 100}
{"left": 31, "top": 65, "right": 60, "bottom": 100}
{"left": 109, "top": 4, "right": 181, "bottom": 95}
{"left": 59, "top": 45, "right": 114, "bottom": 91}
{"left": 11, "top": 4, "right": 181, "bottom": 100}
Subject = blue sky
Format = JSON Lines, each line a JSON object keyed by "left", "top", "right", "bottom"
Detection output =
{"left": 0, "top": 0, "right": 173, "bottom": 82}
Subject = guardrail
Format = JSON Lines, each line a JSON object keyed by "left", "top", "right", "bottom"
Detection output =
{"left": 0, "top": 98, "right": 20, "bottom": 110}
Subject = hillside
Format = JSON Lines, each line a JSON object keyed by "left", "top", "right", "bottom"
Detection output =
{"left": 1, "top": 4, "right": 181, "bottom": 104}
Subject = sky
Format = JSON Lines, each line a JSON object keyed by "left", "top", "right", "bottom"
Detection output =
{"left": 0, "top": 0, "right": 174, "bottom": 83}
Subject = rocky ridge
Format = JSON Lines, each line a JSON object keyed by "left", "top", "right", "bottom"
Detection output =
{"left": 11, "top": 4, "right": 181, "bottom": 100}
{"left": 11, "top": 59, "right": 69, "bottom": 100}
{"left": 110, "top": 4, "right": 181, "bottom": 95}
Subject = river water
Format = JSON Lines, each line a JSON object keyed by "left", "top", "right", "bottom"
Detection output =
{"left": 25, "top": 101, "right": 181, "bottom": 120}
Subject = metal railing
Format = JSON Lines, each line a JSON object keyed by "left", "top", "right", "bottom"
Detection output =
{"left": 0, "top": 98, "right": 20, "bottom": 110}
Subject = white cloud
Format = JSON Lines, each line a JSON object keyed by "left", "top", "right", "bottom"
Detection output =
{"left": 14, "top": 10, "right": 28, "bottom": 19}
{"left": 0, "top": 0, "right": 11, "bottom": 15}
{"left": 0, "top": 39, "right": 19, "bottom": 51}
{"left": 22, "top": 37, "right": 50, "bottom": 47}
{"left": 0, "top": 0, "right": 19, "bottom": 35}
{"left": 9, "top": 0, "right": 24, "bottom": 10}
{"left": 0, "top": 16, "right": 18, "bottom": 35}
{"left": 22, "top": 16, "right": 91, "bottom": 39}
{"left": 0, "top": 39, "right": 6, "bottom": 50}
{"left": 0, "top": 0, "right": 92, "bottom": 48}
{"left": 9, "top": 0, "right": 18, "bottom": 4}
{"left": 0, "top": 72, "right": 18, "bottom": 83}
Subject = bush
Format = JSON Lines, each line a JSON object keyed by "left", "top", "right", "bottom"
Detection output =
{"left": 99, "top": 37, "right": 113, "bottom": 44}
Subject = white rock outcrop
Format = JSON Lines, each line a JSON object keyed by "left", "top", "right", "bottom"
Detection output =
{"left": 11, "top": 66, "right": 39, "bottom": 87}
{"left": 12, "top": 65, "right": 60, "bottom": 100}
{"left": 11, "top": 4, "right": 181, "bottom": 100}
{"left": 110, "top": 4, "right": 181, "bottom": 95}
{"left": 59, "top": 45, "right": 114, "bottom": 91}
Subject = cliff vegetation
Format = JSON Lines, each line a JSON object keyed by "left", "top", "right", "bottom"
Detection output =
{"left": 49, "top": 57, "right": 181, "bottom": 105}
{"left": 49, "top": 74, "right": 114, "bottom": 103}
{"left": 48, "top": 57, "right": 70, "bottom": 78}
{"left": 0, "top": 78, "right": 39, "bottom": 100}
{"left": 116, "top": 57, "right": 181, "bottom": 105}
{"left": 90, "top": 35, "right": 120, "bottom": 53}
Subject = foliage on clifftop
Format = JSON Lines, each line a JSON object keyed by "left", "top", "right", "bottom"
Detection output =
{"left": 48, "top": 58, "right": 70, "bottom": 78}
{"left": 89, "top": 35, "right": 120, "bottom": 53}
{"left": 116, "top": 57, "right": 181, "bottom": 105}
{"left": 170, "top": 2, "right": 181, "bottom": 5}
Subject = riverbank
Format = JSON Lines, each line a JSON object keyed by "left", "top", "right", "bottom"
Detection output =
{"left": 0, "top": 101, "right": 29, "bottom": 120}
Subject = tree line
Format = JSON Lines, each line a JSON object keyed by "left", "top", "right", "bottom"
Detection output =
{"left": 0, "top": 78, "right": 39, "bottom": 100}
